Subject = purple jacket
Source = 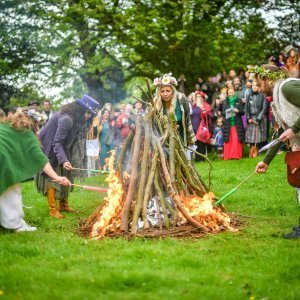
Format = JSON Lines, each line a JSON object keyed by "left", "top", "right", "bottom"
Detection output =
{"left": 39, "top": 111, "right": 77, "bottom": 167}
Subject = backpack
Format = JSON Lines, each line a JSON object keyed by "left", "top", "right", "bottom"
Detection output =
{"left": 285, "top": 151, "right": 300, "bottom": 187}
{"left": 196, "top": 113, "right": 211, "bottom": 144}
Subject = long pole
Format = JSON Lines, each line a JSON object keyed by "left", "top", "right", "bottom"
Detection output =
{"left": 72, "top": 167, "right": 110, "bottom": 174}
{"left": 71, "top": 184, "right": 108, "bottom": 193}
{"left": 215, "top": 171, "right": 257, "bottom": 206}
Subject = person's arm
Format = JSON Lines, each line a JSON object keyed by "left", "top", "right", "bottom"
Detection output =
{"left": 182, "top": 97, "right": 196, "bottom": 145}
{"left": 256, "top": 141, "right": 283, "bottom": 173}
{"left": 290, "top": 117, "right": 300, "bottom": 135}
{"left": 257, "top": 94, "right": 266, "bottom": 122}
{"left": 43, "top": 162, "right": 71, "bottom": 186}
{"left": 256, "top": 128, "right": 285, "bottom": 173}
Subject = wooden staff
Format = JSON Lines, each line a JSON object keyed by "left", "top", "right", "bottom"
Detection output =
{"left": 72, "top": 167, "right": 110, "bottom": 174}
{"left": 71, "top": 184, "right": 108, "bottom": 193}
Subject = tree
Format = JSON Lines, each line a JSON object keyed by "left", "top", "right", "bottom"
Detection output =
{"left": 0, "top": 0, "right": 298, "bottom": 107}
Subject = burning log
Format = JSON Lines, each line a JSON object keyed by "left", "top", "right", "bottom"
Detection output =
{"left": 83, "top": 96, "right": 237, "bottom": 239}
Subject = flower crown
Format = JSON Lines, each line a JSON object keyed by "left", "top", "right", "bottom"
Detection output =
{"left": 17, "top": 107, "right": 48, "bottom": 122}
{"left": 153, "top": 73, "right": 178, "bottom": 87}
{"left": 195, "top": 90, "right": 208, "bottom": 99}
{"left": 248, "top": 65, "right": 289, "bottom": 82}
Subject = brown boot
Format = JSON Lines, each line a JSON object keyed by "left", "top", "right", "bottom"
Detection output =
{"left": 59, "top": 200, "right": 77, "bottom": 213}
{"left": 47, "top": 188, "right": 65, "bottom": 219}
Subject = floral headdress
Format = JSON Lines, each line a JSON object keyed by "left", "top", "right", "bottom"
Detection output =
{"left": 17, "top": 107, "right": 48, "bottom": 122}
{"left": 153, "top": 73, "right": 178, "bottom": 87}
{"left": 248, "top": 65, "right": 289, "bottom": 83}
{"left": 195, "top": 90, "right": 208, "bottom": 99}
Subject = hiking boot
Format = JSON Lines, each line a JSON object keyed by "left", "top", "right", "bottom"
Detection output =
{"left": 47, "top": 188, "right": 65, "bottom": 219}
{"left": 292, "top": 217, "right": 300, "bottom": 231}
{"left": 15, "top": 220, "right": 37, "bottom": 233}
{"left": 282, "top": 227, "right": 300, "bottom": 239}
{"left": 59, "top": 200, "right": 77, "bottom": 213}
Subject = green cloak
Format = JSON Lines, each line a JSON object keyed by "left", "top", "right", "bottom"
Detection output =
{"left": 0, "top": 123, "right": 48, "bottom": 195}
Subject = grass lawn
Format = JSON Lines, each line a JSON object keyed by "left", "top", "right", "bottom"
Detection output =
{"left": 0, "top": 153, "right": 299, "bottom": 300}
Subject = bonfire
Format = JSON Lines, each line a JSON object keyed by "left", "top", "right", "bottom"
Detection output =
{"left": 82, "top": 85, "right": 237, "bottom": 239}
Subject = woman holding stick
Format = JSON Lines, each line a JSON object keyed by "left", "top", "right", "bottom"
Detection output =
{"left": 0, "top": 108, "right": 70, "bottom": 232}
{"left": 36, "top": 95, "right": 99, "bottom": 218}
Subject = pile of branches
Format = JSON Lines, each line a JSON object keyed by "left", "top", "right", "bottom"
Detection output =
{"left": 81, "top": 82, "right": 235, "bottom": 239}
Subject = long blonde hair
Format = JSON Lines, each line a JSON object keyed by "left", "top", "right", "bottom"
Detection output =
{"left": 153, "top": 85, "right": 177, "bottom": 114}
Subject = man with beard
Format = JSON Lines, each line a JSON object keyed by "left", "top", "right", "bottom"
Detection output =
{"left": 252, "top": 65, "right": 300, "bottom": 239}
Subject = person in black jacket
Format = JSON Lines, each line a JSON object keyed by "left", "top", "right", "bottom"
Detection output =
{"left": 245, "top": 81, "right": 269, "bottom": 157}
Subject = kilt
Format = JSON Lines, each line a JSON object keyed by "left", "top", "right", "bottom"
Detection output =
{"left": 245, "top": 116, "right": 267, "bottom": 144}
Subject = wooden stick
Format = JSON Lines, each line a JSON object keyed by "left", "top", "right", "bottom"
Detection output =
{"left": 135, "top": 84, "right": 153, "bottom": 102}
{"left": 175, "top": 149, "right": 205, "bottom": 196}
{"left": 72, "top": 167, "right": 110, "bottom": 174}
{"left": 121, "top": 115, "right": 142, "bottom": 232}
{"left": 145, "top": 78, "right": 154, "bottom": 105}
{"left": 154, "top": 169, "right": 170, "bottom": 228}
{"left": 142, "top": 149, "right": 159, "bottom": 229}
{"left": 178, "top": 142, "right": 208, "bottom": 193}
{"left": 173, "top": 195, "right": 209, "bottom": 232}
{"left": 154, "top": 196, "right": 163, "bottom": 230}
{"left": 156, "top": 138, "right": 177, "bottom": 195}
{"left": 71, "top": 184, "right": 108, "bottom": 193}
{"left": 116, "top": 129, "right": 135, "bottom": 181}
{"left": 131, "top": 113, "right": 152, "bottom": 234}
{"left": 168, "top": 115, "right": 176, "bottom": 185}
{"left": 132, "top": 96, "right": 151, "bottom": 107}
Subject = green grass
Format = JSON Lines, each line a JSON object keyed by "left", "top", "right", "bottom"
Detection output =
{"left": 0, "top": 153, "right": 299, "bottom": 300}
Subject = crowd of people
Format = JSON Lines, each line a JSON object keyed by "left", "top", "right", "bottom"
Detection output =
{"left": 0, "top": 44, "right": 299, "bottom": 237}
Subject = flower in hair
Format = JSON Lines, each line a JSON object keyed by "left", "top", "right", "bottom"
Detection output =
{"left": 153, "top": 73, "right": 178, "bottom": 87}
{"left": 28, "top": 109, "right": 48, "bottom": 122}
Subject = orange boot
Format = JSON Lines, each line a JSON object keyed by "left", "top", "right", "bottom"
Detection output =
{"left": 47, "top": 188, "right": 65, "bottom": 219}
{"left": 59, "top": 200, "right": 77, "bottom": 213}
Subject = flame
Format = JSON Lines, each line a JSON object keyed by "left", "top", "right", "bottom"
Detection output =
{"left": 180, "top": 192, "right": 237, "bottom": 232}
{"left": 91, "top": 150, "right": 124, "bottom": 239}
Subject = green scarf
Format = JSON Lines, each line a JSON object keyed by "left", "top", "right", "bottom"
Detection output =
{"left": 228, "top": 95, "right": 238, "bottom": 126}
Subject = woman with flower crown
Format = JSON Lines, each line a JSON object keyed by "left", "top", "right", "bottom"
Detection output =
{"left": 153, "top": 73, "right": 196, "bottom": 151}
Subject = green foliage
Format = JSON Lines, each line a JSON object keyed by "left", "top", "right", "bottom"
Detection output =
{"left": 0, "top": 155, "right": 299, "bottom": 299}
{"left": 0, "top": 0, "right": 298, "bottom": 107}
{"left": 248, "top": 65, "right": 289, "bottom": 82}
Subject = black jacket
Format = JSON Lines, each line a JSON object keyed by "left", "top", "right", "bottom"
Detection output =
{"left": 222, "top": 97, "right": 245, "bottom": 142}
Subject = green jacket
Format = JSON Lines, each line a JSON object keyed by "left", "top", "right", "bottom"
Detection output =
{"left": 0, "top": 123, "right": 48, "bottom": 195}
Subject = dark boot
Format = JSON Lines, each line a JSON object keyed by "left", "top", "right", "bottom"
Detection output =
{"left": 292, "top": 217, "right": 300, "bottom": 231}
{"left": 47, "top": 188, "right": 65, "bottom": 219}
{"left": 59, "top": 200, "right": 77, "bottom": 213}
{"left": 282, "top": 227, "right": 300, "bottom": 239}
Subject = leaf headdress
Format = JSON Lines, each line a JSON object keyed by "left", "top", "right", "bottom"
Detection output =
{"left": 248, "top": 65, "right": 289, "bottom": 83}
